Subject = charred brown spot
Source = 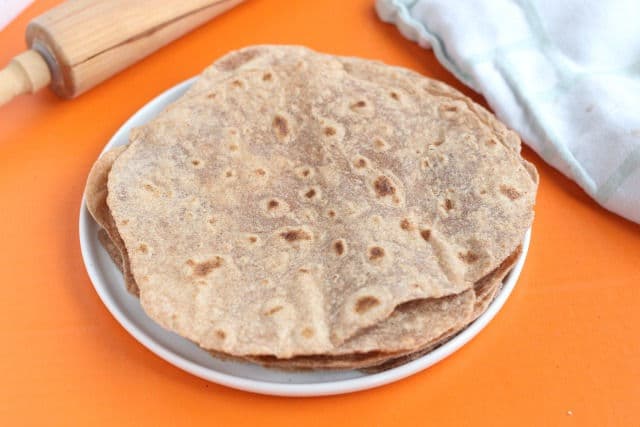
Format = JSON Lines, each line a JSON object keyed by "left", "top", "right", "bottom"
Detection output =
{"left": 305, "top": 189, "right": 316, "bottom": 198}
{"left": 302, "top": 169, "right": 310, "bottom": 177}
{"left": 273, "top": 115, "right": 289, "bottom": 138}
{"left": 390, "top": 91, "right": 400, "bottom": 100}
{"left": 268, "top": 199, "right": 279, "bottom": 209}
{"left": 217, "top": 49, "right": 260, "bottom": 71}
{"left": 354, "top": 158, "right": 367, "bottom": 168}
{"left": 262, "top": 72, "right": 272, "bottom": 81}
{"left": 333, "top": 240, "right": 345, "bottom": 256}
{"left": 215, "top": 330, "right": 226, "bottom": 339}
{"left": 374, "top": 176, "right": 396, "bottom": 197}
{"left": 143, "top": 184, "right": 155, "bottom": 192}
{"left": 280, "top": 229, "right": 312, "bottom": 242}
{"left": 138, "top": 244, "right": 148, "bottom": 254}
{"left": 400, "top": 219, "right": 412, "bottom": 230}
{"left": 206, "top": 92, "right": 216, "bottom": 99}
{"left": 121, "top": 219, "right": 129, "bottom": 225}
{"left": 373, "top": 138, "right": 387, "bottom": 150}
{"left": 298, "top": 268, "right": 310, "bottom": 273}
{"left": 265, "top": 306, "right": 283, "bottom": 316}
{"left": 486, "top": 139, "right": 497, "bottom": 146}
{"left": 188, "top": 256, "right": 224, "bottom": 276}
{"left": 327, "top": 210, "right": 336, "bottom": 218}
{"left": 421, "top": 159, "right": 430, "bottom": 169}
{"left": 350, "top": 100, "right": 366, "bottom": 109}
{"left": 225, "top": 170, "right": 234, "bottom": 178}
{"left": 420, "top": 229, "right": 431, "bottom": 241}
{"left": 442, "top": 104, "right": 458, "bottom": 112}
{"left": 459, "top": 251, "right": 479, "bottom": 263}
{"left": 231, "top": 79, "right": 244, "bottom": 88}
{"left": 301, "top": 327, "right": 315, "bottom": 338}
{"left": 208, "top": 217, "right": 216, "bottom": 225}
{"left": 255, "top": 168, "right": 266, "bottom": 176}
{"left": 191, "top": 159, "right": 201, "bottom": 166}
{"left": 248, "top": 236, "right": 257, "bottom": 243}
{"left": 324, "top": 127, "right": 336, "bottom": 136}
{"left": 444, "top": 199, "right": 454, "bottom": 211}
{"left": 355, "top": 296, "right": 380, "bottom": 314}
{"left": 500, "top": 185, "right": 522, "bottom": 200}
{"left": 433, "top": 140, "right": 444, "bottom": 146}
{"left": 368, "top": 246, "right": 385, "bottom": 260}
{"left": 229, "top": 143, "right": 239, "bottom": 151}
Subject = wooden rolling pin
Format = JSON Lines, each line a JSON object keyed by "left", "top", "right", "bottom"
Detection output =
{"left": 0, "top": 0, "right": 244, "bottom": 106}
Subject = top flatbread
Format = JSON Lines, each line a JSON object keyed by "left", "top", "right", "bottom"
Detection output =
{"left": 95, "top": 46, "right": 537, "bottom": 358}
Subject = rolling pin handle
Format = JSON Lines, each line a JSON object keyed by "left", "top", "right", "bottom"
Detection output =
{"left": 0, "top": 50, "right": 52, "bottom": 106}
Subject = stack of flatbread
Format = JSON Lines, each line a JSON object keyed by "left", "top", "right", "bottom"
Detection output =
{"left": 85, "top": 45, "right": 538, "bottom": 371}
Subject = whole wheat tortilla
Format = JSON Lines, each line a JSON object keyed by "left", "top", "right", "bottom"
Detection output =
{"left": 101, "top": 47, "right": 537, "bottom": 359}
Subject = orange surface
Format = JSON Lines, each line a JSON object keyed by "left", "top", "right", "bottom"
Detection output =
{"left": 1, "top": 0, "right": 639, "bottom": 425}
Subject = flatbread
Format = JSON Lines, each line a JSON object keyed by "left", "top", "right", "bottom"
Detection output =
{"left": 86, "top": 45, "right": 538, "bottom": 363}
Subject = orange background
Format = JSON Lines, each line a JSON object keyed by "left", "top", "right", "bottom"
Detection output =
{"left": 1, "top": 0, "right": 639, "bottom": 425}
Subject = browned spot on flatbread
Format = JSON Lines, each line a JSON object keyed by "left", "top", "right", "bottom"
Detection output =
{"left": 280, "top": 229, "right": 312, "bottom": 242}
{"left": 273, "top": 115, "right": 289, "bottom": 138}
{"left": 324, "top": 127, "right": 336, "bottom": 136}
{"left": 368, "top": 246, "right": 385, "bottom": 260}
{"left": 187, "top": 257, "right": 223, "bottom": 276}
{"left": 355, "top": 296, "right": 380, "bottom": 314}
{"left": 333, "top": 239, "right": 345, "bottom": 256}
{"left": 400, "top": 218, "right": 412, "bottom": 230}
{"left": 420, "top": 229, "right": 431, "bottom": 241}
{"left": 268, "top": 199, "right": 279, "bottom": 209}
{"left": 264, "top": 306, "right": 283, "bottom": 316}
{"left": 373, "top": 176, "right": 396, "bottom": 197}
{"left": 500, "top": 185, "right": 522, "bottom": 200}
{"left": 459, "top": 251, "right": 479, "bottom": 263}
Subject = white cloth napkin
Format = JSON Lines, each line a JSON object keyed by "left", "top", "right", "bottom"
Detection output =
{"left": 0, "top": 0, "right": 33, "bottom": 32}
{"left": 377, "top": 0, "right": 640, "bottom": 223}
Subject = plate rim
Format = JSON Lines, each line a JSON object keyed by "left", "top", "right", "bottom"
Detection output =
{"left": 79, "top": 77, "right": 532, "bottom": 397}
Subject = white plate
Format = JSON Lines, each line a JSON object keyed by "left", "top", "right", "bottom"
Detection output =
{"left": 79, "top": 78, "right": 531, "bottom": 397}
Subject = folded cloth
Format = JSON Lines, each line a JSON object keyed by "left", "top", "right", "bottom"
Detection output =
{"left": 377, "top": 0, "right": 640, "bottom": 223}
